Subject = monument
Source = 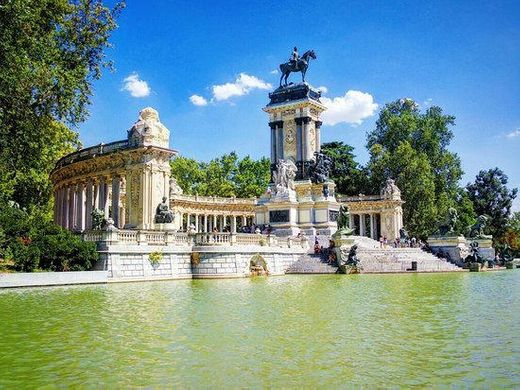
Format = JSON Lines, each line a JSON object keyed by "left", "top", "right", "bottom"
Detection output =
{"left": 255, "top": 48, "right": 340, "bottom": 237}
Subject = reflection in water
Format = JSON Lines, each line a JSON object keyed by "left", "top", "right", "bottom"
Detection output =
{"left": 1, "top": 272, "right": 519, "bottom": 387}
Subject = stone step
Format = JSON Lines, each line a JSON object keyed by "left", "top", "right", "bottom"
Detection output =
{"left": 286, "top": 254, "right": 338, "bottom": 274}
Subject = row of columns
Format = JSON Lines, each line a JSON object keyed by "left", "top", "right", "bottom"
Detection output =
{"left": 270, "top": 118, "right": 323, "bottom": 165}
{"left": 349, "top": 213, "right": 381, "bottom": 240}
{"left": 180, "top": 213, "right": 254, "bottom": 233}
{"left": 54, "top": 175, "right": 125, "bottom": 231}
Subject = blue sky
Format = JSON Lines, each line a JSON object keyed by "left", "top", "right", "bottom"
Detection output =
{"left": 81, "top": 0, "right": 519, "bottom": 208}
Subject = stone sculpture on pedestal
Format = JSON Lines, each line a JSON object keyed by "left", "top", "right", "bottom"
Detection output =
{"left": 272, "top": 159, "right": 297, "bottom": 198}
{"left": 381, "top": 178, "right": 401, "bottom": 200}
{"left": 434, "top": 207, "right": 458, "bottom": 236}
{"left": 155, "top": 197, "right": 174, "bottom": 224}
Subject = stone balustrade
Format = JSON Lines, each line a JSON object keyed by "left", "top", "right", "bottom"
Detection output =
{"left": 172, "top": 194, "right": 255, "bottom": 205}
{"left": 82, "top": 230, "right": 307, "bottom": 249}
{"left": 54, "top": 140, "right": 129, "bottom": 170}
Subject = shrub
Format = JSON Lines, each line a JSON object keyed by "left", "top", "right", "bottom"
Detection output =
{"left": 34, "top": 223, "right": 98, "bottom": 271}
{"left": 1, "top": 200, "right": 99, "bottom": 272}
{"left": 8, "top": 238, "right": 41, "bottom": 272}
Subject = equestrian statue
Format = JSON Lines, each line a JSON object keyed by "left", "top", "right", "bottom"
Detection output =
{"left": 279, "top": 47, "right": 317, "bottom": 87}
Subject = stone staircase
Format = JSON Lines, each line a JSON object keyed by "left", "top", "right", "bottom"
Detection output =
{"left": 285, "top": 236, "right": 464, "bottom": 274}
{"left": 352, "top": 236, "right": 463, "bottom": 273}
{"left": 286, "top": 254, "right": 338, "bottom": 274}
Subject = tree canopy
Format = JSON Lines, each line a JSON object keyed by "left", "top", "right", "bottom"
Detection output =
{"left": 365, "top": 98, "right": 469, "bottom": 237}
{"left": 170, "top": 152, "right": 270, "bottom": 198}
{"left": 321, "top": 141, "right": 368, "bottom": 196}
{"left": 0, "top": 0, "right": 123, "bottom": 212}
{"left": 466, "top": 168, "right": 518, "bottom": 237}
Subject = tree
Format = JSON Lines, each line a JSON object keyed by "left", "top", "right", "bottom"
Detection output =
{"left": 365, "top": 98, "right": 464, "bottom": 237}
{"left": 466, "top": 168, "right": 518, "bottom": 237}
{"left": 170, "top": 152, "right": 270, "bottom": 198}
{"left": 321, "top": 141, "right": 368, "bottom": 195}
{"left": 0, "top": 0, "right": 124, "bottom": 211}
{"left": 369, "top": 141, "right": 437, "bottom": 237}
{"left": 234, "top": 156, "right": 271, "bottom": 198}
{"left": 502, "top": 212, "right": 520, "bottom": 256}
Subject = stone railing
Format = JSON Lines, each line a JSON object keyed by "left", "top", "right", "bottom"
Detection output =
{"left": 82, "top": 230, "right": 308, "bottom": 248}
{"left": 193, "top": 233, "right": 278, "bottom": 247}
{"left": 54, "top": 139, "right": 129, "bottom": 170}
{"left": 171, "top": 194, "right": 256, "bottom": 205}
{"left": 83, "top": 229, "right": 192, "bottom": 246}
{"left": 338, "top": 193, "right": 402, "bottom": 202}
{"left": 338, "top": 194, "right": 387, "bottom": 202}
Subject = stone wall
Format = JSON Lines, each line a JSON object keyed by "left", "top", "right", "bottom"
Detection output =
{"left": 97, "top": 243, "right": 305, "bottom": 282}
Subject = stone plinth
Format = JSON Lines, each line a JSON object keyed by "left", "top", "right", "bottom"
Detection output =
{"left": 473, "top": 237, "right": 495, "bottom": 261}
{"left": 255, "top": 179, "right": 339, "bottom": 237}
{"left": 155, "top": 222, "right": 176, "bottom": 231}
{"left": 428, "top": 235, "right": 467, "bottom": 266}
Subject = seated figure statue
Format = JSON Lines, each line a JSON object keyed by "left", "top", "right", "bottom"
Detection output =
{"left": 155, "top": 196, "right": 174, "bottom": 224}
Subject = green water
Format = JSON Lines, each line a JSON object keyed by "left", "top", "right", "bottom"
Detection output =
{"left": 1, "top": 272, "right": 519, "bottom": 388}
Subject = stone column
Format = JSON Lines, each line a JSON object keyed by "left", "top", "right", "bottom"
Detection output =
{"left": 104, "top": 176, "right": 111, "bottom": 218}
{"left": 111, "top": 176, "right": 120, "bottom": 227}
{"left": 97, "top": 177, "right": 105, "bottom": 212}
{"left": 276, "top": 126, "right": 284, "bottom": 160}
{"left": 359, "top": 214, "right": 366, "bottom": 237}
{"left": 303, "top": 118, "right": 312, "bottom": 160}
{"left": 213, "top": 215, "right": 217, "bottom": 232}
{"left": 195, "top": 214, "right": 199, "bottom": 232}
{"left": 370, "top": 214, "right": 376, "bottom": 240}
{"left": 219, "top": 215, "right": 224, "bottom": 232}
{"left": 271, "top": 126, "right": 276, "bottom": 163}
{"left": 76, "top": 183, "right": 85, "bottom": 231}
{"left": 349, "top": 213, "right": 355, "bottom": 232}
{"left": 315, "top": 121, "right": 322, "bottom": 152}
{"left": 242, "top": 215, "right": 247, "bottom": 227}
{"left": 93, "top": 179, "right": 100, "bottom": 212}
{"left": 70, "top": 187, "right": 77, "bottom": 230}
{"left": 85, "top": 180, "right": 93, "bottom": 230}
{"left": 204, "top": 214, "right": 208, "bottom": 233}
{"left": 231, "top": 215, "right": 237, "bottom": 234}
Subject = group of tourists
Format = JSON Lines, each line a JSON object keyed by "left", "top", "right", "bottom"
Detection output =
{"left": 379, "top": 235, "right": 425, "bottom": 249}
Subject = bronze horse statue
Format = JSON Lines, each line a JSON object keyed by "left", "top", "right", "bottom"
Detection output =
{"left": 279, "top": 50, "right": 317, "bottom": 87}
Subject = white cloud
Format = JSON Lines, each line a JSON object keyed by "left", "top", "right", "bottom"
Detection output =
{"left": 270, "top": 69, "right": 278, "bottom": 74}
{"left": 317, "top": 86, "right": 328, "bottom": 94}
{"left": 122, "top": 73, "right": 150, "bottom": 98}
{"left": 321, "top": 90, "right": 378, "bottom": 126}
{"left": 212, "top": 73, "right": 272, "bottom": 101}
{"left": 189, "top": 94, "right": 208, "bottom": 106}
{"left": 423, "top": 98, "right": 433, "bottom": 107}
{"left": 506, "top": 129, "right": 520, "bottom": 138}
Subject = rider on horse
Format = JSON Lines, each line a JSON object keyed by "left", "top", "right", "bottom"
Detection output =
{"left": 289, "top": 47, "right": 299, "bottom": 70}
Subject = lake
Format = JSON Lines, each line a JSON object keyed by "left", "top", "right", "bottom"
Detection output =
{"left": 1, "top": 271, "right": 519, "bottom": 387}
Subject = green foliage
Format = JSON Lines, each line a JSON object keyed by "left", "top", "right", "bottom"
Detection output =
{"left": 170, "top": 152, "right": 270, "bottom": 198}
{"left": 0, "top": 201, "right": 98, "bottom": 272}
{"left": 34, "top": 223, "right": 98, "bottom": 271}
{"left": 0, "top": 0, "right": 123, "bottom": 210}
{"left": 466, "top": 168, "right": 518, "bottom": 238}
{"left": 7, "top": 239, "right": 41, "bottom": 272}
{"left": 452, "top": 189, "right": 477, "bottom": 235}
{"left": 321, "top": 141, "right": 368, "bottom": 195}
{"left": 366, "top": 99, "right": 464, "bottom": 238}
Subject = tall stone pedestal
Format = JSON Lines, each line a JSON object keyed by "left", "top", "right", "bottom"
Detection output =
{"left": 255, "top": 83, "right": 339, "bottom": 238}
